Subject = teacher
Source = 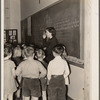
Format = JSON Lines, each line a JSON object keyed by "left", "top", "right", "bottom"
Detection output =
{"left": 42, "top": 27, "right": 58, "bottom": 63}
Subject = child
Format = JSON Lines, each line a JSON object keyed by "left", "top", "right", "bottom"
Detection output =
{"left": 61, "top": 44, "right": 68, "bottom": 60}
{"left": 16, "top": 46, "right": 46, "bottom": 100}
{"left": 15, "top": 46, "right": 28, "bottom": 100}
{"left": 11, "top": 45, "right": 23, "bottom": 99}
{"left": 21, "top": 47, "right": 27, "bottom": 60}
{"left": 47, "top": 44, "right": 70, "bottom": 100}
{"left": 12, "top": 45, "right": 22, "bottom": 67}
{"left": 35, "top": 48, "right": 47, "bottom": 100}
{"left": 4, "top": 44, "right": 17, "bottom": 100}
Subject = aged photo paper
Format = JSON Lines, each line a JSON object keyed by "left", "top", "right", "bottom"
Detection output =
{"left": 1, "top": 0, "right": 99, "bottom": 100}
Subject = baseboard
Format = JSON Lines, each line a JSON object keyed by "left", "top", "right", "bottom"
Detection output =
{"left": 67, "top": 96, "right": 74, "bottom": 100}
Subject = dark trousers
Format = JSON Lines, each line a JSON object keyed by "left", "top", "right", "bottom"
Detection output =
{"left": 48, "top": 75, "right": 66, "bottom": 100}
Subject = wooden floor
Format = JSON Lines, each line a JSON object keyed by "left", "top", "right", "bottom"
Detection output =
{"left": 14, "top": 96, "right": 73, "bottom": 100}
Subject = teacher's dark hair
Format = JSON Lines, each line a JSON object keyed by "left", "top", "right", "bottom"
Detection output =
{"left": 46, "top": 27, "right": 56, "bottom": 37}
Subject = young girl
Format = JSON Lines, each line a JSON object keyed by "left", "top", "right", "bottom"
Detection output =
{"left": 35, "top": 48, "right": 47, "bottom": 100}
{"left": 4, "top": 44, "right": 17, "bottom": 100}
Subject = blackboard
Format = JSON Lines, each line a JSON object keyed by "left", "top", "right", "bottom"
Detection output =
{"left": 23, "top": 0, "right": 80, "bottom": 58}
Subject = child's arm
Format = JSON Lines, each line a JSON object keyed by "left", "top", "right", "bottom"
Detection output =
{"left": 17, "top": 75, "right": 22, "bottom": 83}
{"left": 11, "top": 61, "right": 16, "bottom": 77}
{"left": 15, "top": 63, "right": 23, "bottom": 76}
{"left": 47, "top": 62, "right": 52, "bottom": 85}
{"left": 11, "top": 63, "right": 19, "bottom": 87}
{"left": 64, "top": 61, "right": 70, "bottom": 85}
{"left": 38, "top": 62, "right": 47, "bottom": 78}
{"left": 12, "top": 68, "right": 16, "bottom": 78}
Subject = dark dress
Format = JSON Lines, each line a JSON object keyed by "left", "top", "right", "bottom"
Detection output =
{"left": 11, "top": 57, "right": 23, "bottom": 68}
{"left": 43, "top": 37, "right": 58, "bottom": 63}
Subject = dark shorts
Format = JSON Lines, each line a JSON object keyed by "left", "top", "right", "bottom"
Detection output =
{"left": 40, "top": 77, "right": 47, "bottom": 91}
{"left": 48, "top": 75, "right": 66, "bottom": 100}
{"left": 22, "top": 77, "right": 41, "bottom": 97}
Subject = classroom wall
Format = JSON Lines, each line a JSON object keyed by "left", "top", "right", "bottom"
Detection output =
{"left": 84, "top": 0, "right": 99, "bottom": 99}
{"left": 10, "top": 0, "right": 21, "bottom": 43}
{"left": 68, "top": 65, "right": 84, "bottom": 100}
{"left": 21, "top": 0, "right": 62, "bottom": 20}
{"left": 4, "top": 0, "right": 10, "bottom": 29}
{"left": 4, "top": 0, "right": 21, "bottom": 43}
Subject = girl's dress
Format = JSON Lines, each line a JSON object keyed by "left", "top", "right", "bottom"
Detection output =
{"left": 4, "top": 59, "right": 17, "bottom": 95}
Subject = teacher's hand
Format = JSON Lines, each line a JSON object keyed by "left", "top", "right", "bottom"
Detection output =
{"left": 42, "top": 33, "right": 46, "bottom": 39}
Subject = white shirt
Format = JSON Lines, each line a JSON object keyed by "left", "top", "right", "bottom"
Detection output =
{"left": 47, "top": 56, "right": 70, "bottom": 85}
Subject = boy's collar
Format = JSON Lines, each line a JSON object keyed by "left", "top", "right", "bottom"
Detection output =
{"left": 27, "top": 57, "right": 34, "bottom": 60}
{"left": 55, "top": 55, "right": 61, "bottom": 58}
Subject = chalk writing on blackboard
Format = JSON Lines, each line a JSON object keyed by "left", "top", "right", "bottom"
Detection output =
{"left": 54, "top": 19, "right": 79, "bottom": 31}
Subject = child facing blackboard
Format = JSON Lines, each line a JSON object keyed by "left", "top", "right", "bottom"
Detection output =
{"left": 47, "top": 44, "right": 70, "bottom": 100}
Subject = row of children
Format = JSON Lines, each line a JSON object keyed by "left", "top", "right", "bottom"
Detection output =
{"left": 4, "top": 43, "right": 70, "bottom": 100}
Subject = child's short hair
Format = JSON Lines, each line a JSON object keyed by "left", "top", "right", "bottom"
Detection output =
{"left": 52, "top": 44, "right": 64, "bottom": 55}
{"left": 13, "top": 46, "right": 22, "bottom": 57}
{"left": 4, "top": 44, "right": 12, "bottom": 57}
{"left": 35, "top": 49, "right": 45, "bottom": 59}
{"left": 46, "top": 27, "right": 56, "bottom": 37}
{"left": 24, "top": 47, "right": 34, "bottom": 57}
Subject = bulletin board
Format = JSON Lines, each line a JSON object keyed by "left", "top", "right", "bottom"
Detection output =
{"left": 4, "top": 29, "right": 18, "bottom": 44}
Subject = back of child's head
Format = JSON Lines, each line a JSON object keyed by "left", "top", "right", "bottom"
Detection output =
{"left": 22, "top": 44, "right": 27, "bottom": 49}
{"left": 24, "top": 46, "right": 34, "bottom": 57}
{"left": 35, "top": 49, "right": 45, "bottom": 59}
{"left": 13, "top": 45, "right": 22, "bottom": 57}
{"left": 4, "top": 44, "right": 12, "bottom": 57}
{"left": 52, "top": 44, "right": 64, "bottom": 55}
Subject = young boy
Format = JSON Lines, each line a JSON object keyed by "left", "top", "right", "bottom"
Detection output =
{"left": 16, "top": 46, "right": 46, "bottom": 100}
{"left": 35, "top": 48, "right": 47, "bottom": 100}
{"left": 47, "top": 44, "right": 70, "bottom": 100}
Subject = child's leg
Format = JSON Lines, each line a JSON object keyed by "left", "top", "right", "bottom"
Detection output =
{"left": 57, "top": 87, "right": 66, "bottom": 100}
{"left": 16, "top": 89, "right": 21, "bottom": 98}
{"left": 31, "top": 96, "right": 38, "bottom": 100}
{"left": 42, "top": 91, "right": 47, "bottom": 100}
{"left": 8, "top": 93, "right": 13, "bottom": 100}
{"left": 48, "top": 86, "right": 57, "bottom": 100}
{"left": 23, "top": 96, "right": 30, "bottom": 100}
{"left": 66, "top": 85, "right": 68, "bottom": 100}
{"left": 4, "top": 94, "right": 8, "bottom": 100}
